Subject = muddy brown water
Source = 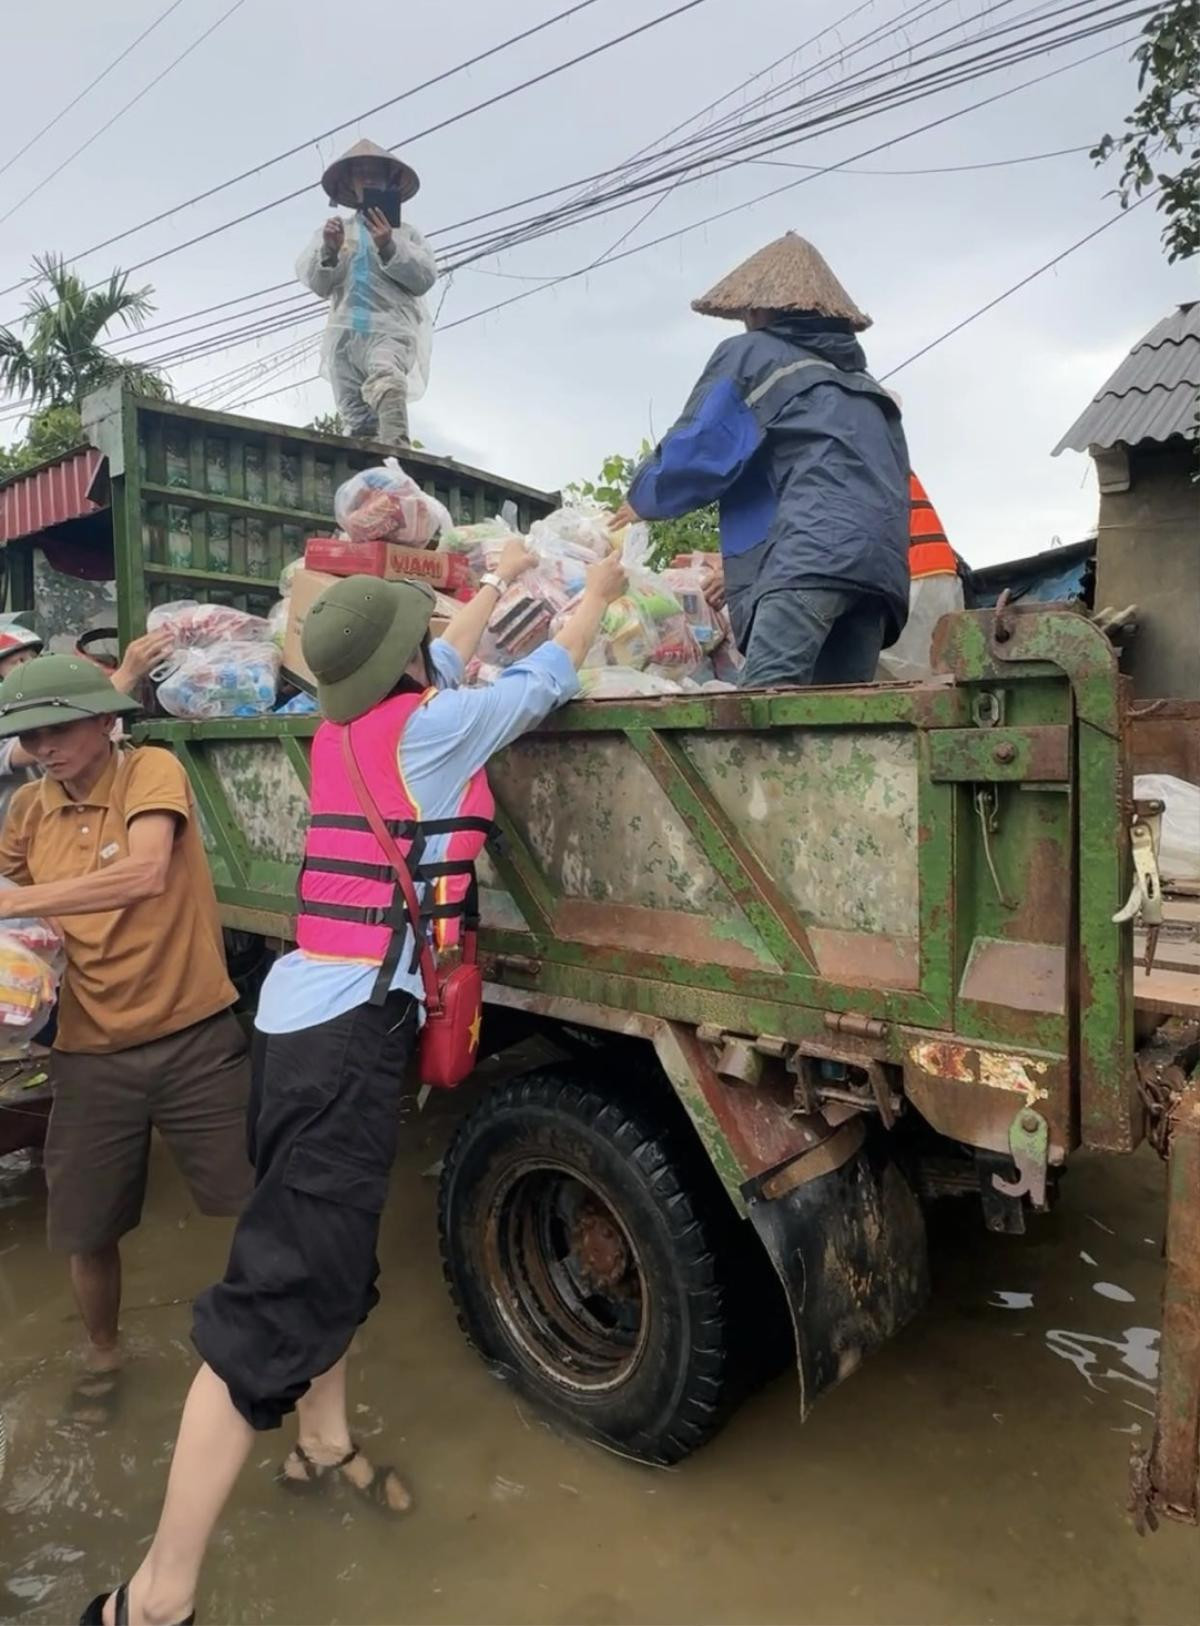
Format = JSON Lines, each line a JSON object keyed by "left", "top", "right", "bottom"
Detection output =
{"left": 2, "top": 1063, "right": 1197, "bottom": 1626}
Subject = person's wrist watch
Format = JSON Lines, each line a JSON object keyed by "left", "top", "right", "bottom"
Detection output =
{"left": 478, "top": 571, "right": 505, "bottom": 593}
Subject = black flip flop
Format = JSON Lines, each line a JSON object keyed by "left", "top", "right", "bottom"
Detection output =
{"left": 79, "top": 1581, "right": 195, "bottom": 1626}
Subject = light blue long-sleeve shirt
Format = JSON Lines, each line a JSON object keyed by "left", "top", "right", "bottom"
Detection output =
{"left": 255, "top": 637, "right": 579, "bottom": 1034}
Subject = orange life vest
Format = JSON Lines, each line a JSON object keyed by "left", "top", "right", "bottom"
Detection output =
{"left": 909, "top": 473, "right": 956, "bottom": 578}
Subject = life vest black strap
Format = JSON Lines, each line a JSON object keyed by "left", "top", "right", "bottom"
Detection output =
{"left": 309, "top": 812, "right": 413, "bottom": 835}
{"left": 299, "top": 899, "right": 391, "bottom": 927}
{"left": 309, "top": 813, "right": 494, "bottom": 840}
{"left": 419, "top": 816, "right": 496, "bottom": 839}
{"left": 420, "top": 900, "right": 463, "bottom": 921}
{"left": 417, "top": 858, "right": 476, "bottom": 880}
{"left": 303, "top": 855, "right": 397, "bottom": 882}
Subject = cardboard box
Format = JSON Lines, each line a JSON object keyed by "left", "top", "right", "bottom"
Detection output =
{"left": 281, "top": 568, "right": 338, "bottom": 691}
{"left": 282, "top": 568, "right": 458, "bottom": 693}
{"left": 304, "top": 535, "right": 472, "bottom": 594}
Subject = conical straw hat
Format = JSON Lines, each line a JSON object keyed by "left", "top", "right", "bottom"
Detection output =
{"left": 322, "top": 138, "right": 420, "bottom": 207}
{"left": 692, "top": 232, "right": 871, "bottom": 330}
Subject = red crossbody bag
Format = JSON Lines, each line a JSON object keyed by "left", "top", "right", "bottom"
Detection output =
{"left": 340, "top": 727, "right": 483, "bottom": 1089}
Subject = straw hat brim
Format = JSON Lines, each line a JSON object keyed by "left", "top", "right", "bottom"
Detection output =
{"left": 322, "top": 145, "right": 420, "bottom": 207}
{"left": 692, "top": 232, "right": 871, "bottom": 330}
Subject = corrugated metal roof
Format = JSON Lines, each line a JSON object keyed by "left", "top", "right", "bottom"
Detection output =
{"left": 0, "top": 446, "right": 104, "bottom": 544}
{"left": 1053, "top": 302, "right": 1200, "bottom": 454}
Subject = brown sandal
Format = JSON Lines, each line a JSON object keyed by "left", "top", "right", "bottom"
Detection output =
{"left": 278, "top": 1442, "right": 412, "bottom": 1514}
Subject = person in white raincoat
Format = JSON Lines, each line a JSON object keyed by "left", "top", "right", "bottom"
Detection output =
{"left": 297, "top": 139, "right": 435, "bottom": 446}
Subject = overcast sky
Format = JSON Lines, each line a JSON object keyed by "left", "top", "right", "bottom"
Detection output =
{"left": 0, "top": 0, "right": 1194, "bottom": 565}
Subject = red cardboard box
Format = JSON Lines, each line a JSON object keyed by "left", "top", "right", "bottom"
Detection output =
{"left": 305, "top": 535, "right": 472, "bottom": 594}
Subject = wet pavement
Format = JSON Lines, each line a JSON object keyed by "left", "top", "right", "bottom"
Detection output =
{"left": 2, "top": 1071, "right": 1198, "bottom": 1626}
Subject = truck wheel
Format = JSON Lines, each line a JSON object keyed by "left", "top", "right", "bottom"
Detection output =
{"left": 438, "top": 1066, "right": 739, "bottom": 1465}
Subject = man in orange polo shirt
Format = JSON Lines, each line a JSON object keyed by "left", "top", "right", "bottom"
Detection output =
{"left": 0, "top": 654, "right": 251, "bottom": 1420}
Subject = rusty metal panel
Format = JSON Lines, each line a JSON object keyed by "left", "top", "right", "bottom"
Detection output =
{"left": 0, "top": 446, "right": 103, "bottom": 543}
{"left": 210, "top": 742, "right": 308, "bottom": 866}
{"left": 682, "top": 727, "right": 920, "bottom": 938}
{"left": 903, "top": 1032, "right": 1072, "bottom": 1163}
{"left": 486, "top": 733, "right": 779, "bottom": 971}
{"left": 928, "top": 725, "right": 1069, "bottom": 782}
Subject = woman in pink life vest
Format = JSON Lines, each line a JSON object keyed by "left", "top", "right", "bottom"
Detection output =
{"left": 82, "top": 541, "right": 629, "bottom": 1626}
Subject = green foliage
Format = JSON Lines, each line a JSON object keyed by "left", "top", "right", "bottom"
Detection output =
{"left": 0, "top": 253, "right": 170, "bottom": 479}
{"left": 566, "top": 443, "right": 719, "bottom": 570}
{"left": 1093, "top": 1, "right": 1200, "bottom": 261}
{"left": 0, "top": 404, "right": 87, "bottom": 479}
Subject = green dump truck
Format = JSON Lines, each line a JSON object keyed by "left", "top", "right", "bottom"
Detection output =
{"left": 5, "top": 390, "right": 1198, "bottom": 1529}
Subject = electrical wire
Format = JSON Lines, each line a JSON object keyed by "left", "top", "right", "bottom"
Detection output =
{"left": 880, "top": 191, "right": 1157, "bottom": 376}
{"left": 434, "top": 4, "right": 1150, "bottom": 269}
{"left": 0, "top": 0, "right": 250, "bottom": 229}
{"left": 435, "top": 33, "right": 1142, "bottom": 332}
{"left": 0, "top": 0, "right": 716, "bottom": 309}
{"left": 0, "top": 8, "right": 1142, "bottom": 419}
{"left": 0, "top": 0, "right": 189, "bottom": 183}
{"left": 0, "top": 0, "right": 961, "bottom": 333}
{"left": 11, "top": 0, "right": 609, "bottom": 287}
{"left": 748, "top": 142, "right": 1090, "bottom": 175}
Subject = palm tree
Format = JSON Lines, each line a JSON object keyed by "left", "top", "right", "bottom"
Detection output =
{"left": 0, "top": 253, "right": 170, "bottom": 411}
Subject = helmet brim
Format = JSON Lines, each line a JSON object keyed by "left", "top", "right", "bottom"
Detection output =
{"left": 0, "top": 689, "right": 140, "bottom": 740}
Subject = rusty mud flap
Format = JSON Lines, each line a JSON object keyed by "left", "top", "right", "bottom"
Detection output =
{"left": 1134, "top": 1064, "right": 1200, "bottom": 1530}
{"left": 745, "top": 1136, "right": 930, "bottom": 1418}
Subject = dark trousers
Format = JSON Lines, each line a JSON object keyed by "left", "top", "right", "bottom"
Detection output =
{"left": 192, "top": 992, "right": 417, "bottom": 1430}
{"left": 739, "top": 587, "right": 887, "bottom": 689}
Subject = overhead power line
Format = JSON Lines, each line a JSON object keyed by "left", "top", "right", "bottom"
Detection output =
{"left": 0, "top": 9, "right": 1140, "bottom": 419}
{"left": 14, "top": 0, "right": 609, "bottom": 286}
{"left": 435, "top": 33, "right": 1140, "bottom": 331}
{"left": 0, "top": 0, "right": 250, "bottom": 229}
{"left": 0, "top": 0, "right": 189, "bottom": 184}
{"left": 0, "top": 0, "right": 948, "bottom": 341}
{"left": 434, "top": 5, "right": 1149, "bottom": 269}
{"left": 749, "top": 143, "right": 1090, "bottom": 175}
{"left": 0, "top": 0, "right": 714, "bottom": 309}
{"left": 227, "top": 193, "right": 1158, "bottom": 418}
{"left": 881, "top": 191, "right": 1157, "bottom": 376}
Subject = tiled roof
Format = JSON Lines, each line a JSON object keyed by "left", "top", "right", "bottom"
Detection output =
{"left": 1053, "top": 302, "right": 1200, "bottom": 454}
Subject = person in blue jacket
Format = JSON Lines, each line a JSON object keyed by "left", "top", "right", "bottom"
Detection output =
{"left": 612, "top": 233, "right": 911, "bottom": 689}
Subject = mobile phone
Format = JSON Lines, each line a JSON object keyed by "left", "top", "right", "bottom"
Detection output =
{"left": 360, "top": 189, "right": 401, "bottom": 228}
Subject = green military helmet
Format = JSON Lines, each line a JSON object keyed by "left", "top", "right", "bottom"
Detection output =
{"left": 302, "top": 575, "right": 436, "bottom": 724}
{"left": 0, "top": 653, "right": 140, "bottom": 740}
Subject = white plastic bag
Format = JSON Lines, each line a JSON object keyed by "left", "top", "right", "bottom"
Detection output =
{"left": 1135, "top": 775, "right": 1200, "bottom": 883}
{"left": 437, "top": 516, "right": 514, "bottom": 579}
{"left": 267, "top": 599, "right": 288, "bottom": 651}
{"left": 147, "top": 601, "right": 275, "bottom": 650}
{"left": 0, "top": 879, "right": 63, "bottom": 1044}
{"left": 334, "top": 459, "right": 453, "bottom": 546}
{"left": 528, "top": 503, "right": 615, "bottom": 561}
{"left": 877, "top": 574, "right": 964, "bottom": 682}
{"left": 156, "top": 643, "right": 281, "bottom": 719}
{"left": 579, "top": 666, "right": 684, "bottom": 700}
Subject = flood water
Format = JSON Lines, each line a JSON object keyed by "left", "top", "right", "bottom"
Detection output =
{"left": 2, "top": 1062, "right": 1197, "bottom": 1626}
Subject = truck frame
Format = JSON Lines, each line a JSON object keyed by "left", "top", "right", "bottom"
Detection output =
{"left": 9, "top": 391, "right": 1198, "bottom": 1527}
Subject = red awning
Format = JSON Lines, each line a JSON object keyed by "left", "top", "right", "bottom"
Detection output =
{"left": 0, "top": 446, "right": 104, "bottom": 545}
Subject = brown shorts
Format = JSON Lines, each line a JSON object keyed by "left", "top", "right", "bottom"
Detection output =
{"left": 46, "top": 1010, "right": 254, "bottom": 1254}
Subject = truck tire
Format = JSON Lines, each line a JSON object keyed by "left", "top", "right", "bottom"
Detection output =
{"left": 438, "top": 1065, "right": 740, "bottom": 1465}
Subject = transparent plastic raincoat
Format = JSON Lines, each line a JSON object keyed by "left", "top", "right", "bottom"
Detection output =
{"left": 297, "top": 215, "right": 436, "bottom": 434}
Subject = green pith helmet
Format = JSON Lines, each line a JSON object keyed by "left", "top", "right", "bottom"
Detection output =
{"left": 0, "top": 653, "right": 139, "bottom": 740}
{"left": 302, "top": 575, "right": 436, "bottom": 724}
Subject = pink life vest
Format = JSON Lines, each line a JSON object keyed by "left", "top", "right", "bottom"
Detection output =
{"left": 295, "top": 690, "right": 495, "bottom": 996}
